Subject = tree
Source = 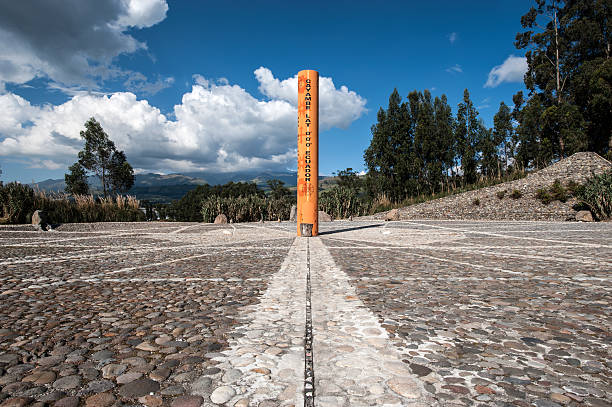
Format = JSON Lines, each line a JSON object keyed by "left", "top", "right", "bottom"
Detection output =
{"left": 65, "top": 163, "right": 89, "bottom": 195}
{"left": 266, "top": 179, "right": 291, "bottom": 200}
{"left": 493, "top": 102, "right": 513, "bottom": 174}
{"left": 364, "top": 89, "right": 410, "bottom": 201}
{"left": 561, "top": 0, "right": 612, "bottom": 157}
{"left": 335, "top": 168, "right": 362, "bottom": 192}
{"left": 69, "top": 117, "right": 134, "bottom": 197}
{"left": 515, "top": 0, "right": 611, "bottom": 159}
{"left": 478, "top": 126, "right": 499, "bottom": 178}
{"left": 516, "top": 0, "right": 568, "bottom": 104}
{"left": 434, "top": 95, "right": 456, "bottom": 190}
{"left": 455, "top": 89, "right": 481, "bottom": 185}
{"left": 514, "top": 94, "right": 546, "bottom": 170}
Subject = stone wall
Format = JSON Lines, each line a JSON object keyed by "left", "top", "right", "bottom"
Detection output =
{"left": 366, "top": 152, "right": 611, "bottom": 222}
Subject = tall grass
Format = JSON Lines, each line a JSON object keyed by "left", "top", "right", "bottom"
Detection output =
{"left": 319, "top": 186, "right": 371, "bottom": 219}
{"left": 201, "top": 195, "right": 292, "bottom": 223}
{"left": 0, "top": 183, "right": 145, "bottom": 224}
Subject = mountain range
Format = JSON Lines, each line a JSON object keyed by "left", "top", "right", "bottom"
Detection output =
{"left": 31, "top": 170, "right": 306, "bottom": 203}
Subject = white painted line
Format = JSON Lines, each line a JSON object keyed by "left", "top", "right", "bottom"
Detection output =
{"left": 402, "top": 221, "right": 612, "bottom": 248}
{"left": 309, "top": 237, "right": 434, "bottom": 405}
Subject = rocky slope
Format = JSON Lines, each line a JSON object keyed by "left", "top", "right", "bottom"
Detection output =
{"left": 367, "top": 152, "right": 611, "bottom": 221}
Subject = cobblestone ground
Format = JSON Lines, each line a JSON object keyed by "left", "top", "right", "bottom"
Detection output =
{"left": 0, "top": 221, "right": 610, "bottom": 407}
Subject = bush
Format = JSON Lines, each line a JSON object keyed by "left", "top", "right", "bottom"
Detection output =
{"left": 472, "top": 198, "right": 480, "bottom": 206}
{"left": 576, "top": 170, "right": 612, "bottom": 220}
{"left": 549, "top": 180, "right": 568, "bottom": 202}
{"left": 0, "top": 183, "right": 144, "bottom": 224}
{"left": 566, "top": 180, "right": 581, "bottom": 195}
{"left": 536, "top": 188, "right": 552, "bottom": 205}
{"left": 510, "top": 189, "right": 523, "bottom": 199}
{"left": 536, "top": 180, "right": 570, "bottom": 205}
{"left": 496, "top": 190, "right": 506, "bottom": 199}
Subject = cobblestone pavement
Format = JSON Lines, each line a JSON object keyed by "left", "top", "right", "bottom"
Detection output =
{"left": 0, "top": 221, "right": 610, "bottom": 407}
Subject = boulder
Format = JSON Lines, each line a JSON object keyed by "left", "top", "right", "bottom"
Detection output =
{"left": 575, "top": 210, "right": 593, "bottom": 222}
{"left": 289, "top": 205, "right": 297, "bottom": 222}
{"left": 213, "top": 214, "right": 228, "bottom": 224}
{"left": 318, "top": 211, "right": 332, "bottom": 222}
{"left": 385, "top": 208, "right": 400, "bottom": 221}
{"left": 31, "top": 210, "right": 48, "bottom": 229}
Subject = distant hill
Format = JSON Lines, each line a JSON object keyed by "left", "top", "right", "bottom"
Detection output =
{"left": 30, "top": 170, "right": 330, "bottom": 203}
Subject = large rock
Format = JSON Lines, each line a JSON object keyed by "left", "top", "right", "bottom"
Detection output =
{"left": 118, "top": 378, "right": 160, "bottom": 398}
{"left": 385, "top": 208, "right": 400, "bottom": 221}
{"left": 289, "top": 205, "right": 297, "bottom": 222}
{"left": 318, "top": 211, "right": 332, "bottom": 222}
{"left": 213, "top": 214, "right": 228, "bottom": 224}
{"left": 575, "top": 210, "right": 594, "bottom": 222}
{"left": 209, "top": 386, "right": 235, "bottom": 404}
{"left": 31, "top": 210, "right": 48, "bottom": 229}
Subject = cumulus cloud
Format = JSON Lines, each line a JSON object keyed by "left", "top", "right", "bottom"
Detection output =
{"left": 0, "top": 0, "right": 168, "bottom": 91}
{"left": 0, "top": 68, "right": 367, "bottom": 173}
{"left": 254, "top": 67, "right": 367, "bottom": 130}
{"left": 445, "top": 64, "right": 463, "bottom": 74}
{"left": 485, "top": 55, "right": 528, "bottom": 88}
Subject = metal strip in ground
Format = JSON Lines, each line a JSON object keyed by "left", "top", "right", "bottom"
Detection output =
{"left": 304, "top": 238, "right": 315, "bottom": 407}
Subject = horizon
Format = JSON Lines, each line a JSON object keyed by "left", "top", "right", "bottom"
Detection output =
{"left": 1, "top": 0, "right": 529, "bottom": 184}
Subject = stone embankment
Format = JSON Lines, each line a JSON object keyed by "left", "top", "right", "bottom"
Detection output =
{"left": 368, "top": 152, "right": 611, "bottom": 222}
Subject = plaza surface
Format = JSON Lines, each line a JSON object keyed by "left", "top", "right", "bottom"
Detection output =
{"left": 0, "top": 220, "right": 610, "bottom": 407}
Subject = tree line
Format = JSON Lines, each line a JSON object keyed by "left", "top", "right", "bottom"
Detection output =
{"left": 363, "top": 0, "right": 610, "bottom": 203}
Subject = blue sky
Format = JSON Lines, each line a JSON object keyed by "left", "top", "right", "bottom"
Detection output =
{"left": 0, "top": 0, "right": 529, "bottom": 183}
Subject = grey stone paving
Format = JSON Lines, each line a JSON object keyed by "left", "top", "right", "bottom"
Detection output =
{"left": 0, "top": 220, "right": 610, "bottom": 407}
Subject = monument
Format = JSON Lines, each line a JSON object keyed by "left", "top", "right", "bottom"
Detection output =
{"left": 297, "top": 70, "right": 319, "bottom": 237}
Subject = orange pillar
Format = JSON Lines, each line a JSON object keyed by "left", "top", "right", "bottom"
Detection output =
{"left": 297, "top": 70, "right": 319, "bottom": 237}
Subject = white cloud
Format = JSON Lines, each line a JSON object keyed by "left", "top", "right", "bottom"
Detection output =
{"left": 448, "top": 32, "right": 457, "bottom": 44}
{"left": 0, "top": 68, "right": 367, "bottom": 173}
{"left": 254, "top": 67, "right": 367, "bottom": 129}
{"left": 445, "top": 64, "right": 463, "bottom": 74}
{"left": 0, "top": 0, "right": 169, "bottom": 91}
{"left": 116, "top": 0, "right": 168, "bottom": 28}
{"left": 485, "top": 55, "right": 528, "bottom": 88}
{"left": 29, "top": 159, "right": 64, "bottom": 170}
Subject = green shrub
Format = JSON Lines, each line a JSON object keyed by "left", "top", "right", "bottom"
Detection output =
{"left": 510, "top": 189, "right": 522, "bottom": 199}
{"left": 566, "top": 180, "right": 581, "bottom": 195}
{"left": 536, "top": 188, "right": 552, "bottom": 205}
{"left": 549, "top": 180, "right": 568, "bottom": 202}
{"left": 472, "top": 198, "right": 480, "bottom": 206}
{"left": 496, "top": 190, "right": 506, "bottom": 199}
{"left": 576, "top": 170, "right": 612, "bottom": 220}
{"left": 536, "top": 180, "right": 570, "bottom": 205}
